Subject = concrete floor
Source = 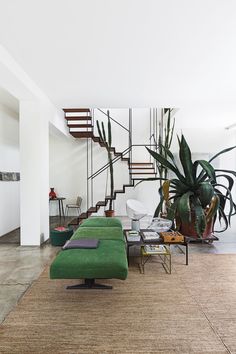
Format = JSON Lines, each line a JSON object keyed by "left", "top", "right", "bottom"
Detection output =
{"left": 0, "top": 216, "right": 236, "bottom": 325}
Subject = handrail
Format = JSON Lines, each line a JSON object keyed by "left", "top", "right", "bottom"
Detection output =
{"left": 88, "top": 144, "right": 158, "bottom": 180}
{"left": 88, "top": 146, "right": 131, "bottom": 180}
{"left": 96, "top": 108, "right": 129, "bottom": 133}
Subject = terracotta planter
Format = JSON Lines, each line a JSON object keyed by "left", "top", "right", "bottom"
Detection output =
{"left": 105, "top": 210, "right": 115, "bottom": 217}
{"left": 179, "top": 217, "right": 214, "bottom": 239}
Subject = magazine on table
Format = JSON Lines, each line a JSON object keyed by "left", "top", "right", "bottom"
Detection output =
{"left": 141, "top": 231, "right": 161, "bottom": 242}
{"left": 143, "top": 244, "right": 166, "bottom": 254}
{"left": 126, "top": 230, "right": 141, "bottom": 242}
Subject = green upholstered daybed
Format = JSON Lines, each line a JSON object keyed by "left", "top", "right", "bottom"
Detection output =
{"left": 50, "top": 217, "right": 128, "bottom": 289}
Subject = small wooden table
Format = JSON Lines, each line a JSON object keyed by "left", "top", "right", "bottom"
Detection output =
{"left": 49, "top": 197, "right": 66, "bottom": 220}
{"left": 124, "top": 229, "right": 190, "bottom": 267}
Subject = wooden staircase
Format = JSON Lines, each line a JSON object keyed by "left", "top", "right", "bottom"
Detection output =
{"left": 63, "top": 108, "right": 156, "bottom": 225}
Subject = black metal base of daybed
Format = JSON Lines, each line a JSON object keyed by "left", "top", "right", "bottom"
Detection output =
{"left": 66, "top": 278, "right": 112, "bottom": 290}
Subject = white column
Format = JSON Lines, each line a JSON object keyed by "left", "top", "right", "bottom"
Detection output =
{"left": 20, "top": 100, "right": 49, "bottom": 246}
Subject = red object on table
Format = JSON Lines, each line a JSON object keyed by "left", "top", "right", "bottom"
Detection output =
{"left": 49, "top": 187, "right": 57, "bottom": 199}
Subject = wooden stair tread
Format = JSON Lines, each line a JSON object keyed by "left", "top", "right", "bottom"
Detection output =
{"left": 79, "top": 213, "right": 88, "bottom": 219}
{"left": 63, "top": 108, "right": 90, "bottom": 113}
{"left": 99, "top": 142, "right": 106, "bottom": 147}
{"left": 132, "top": 177, "right": 155, "bottom": 180}
{"left": 70, "top": 132, "right": 93, "bottom": 138}
{"left": 65, "top": 116, "right": 92, "bottom": 121}
{"left": 96, "top": 201, "right": 107, "bottom": 206}
{"left": 129, "top": 167, "right": 155, "bottom": 170}
{"left": 68, "top": 217, "right": 80, "bottom": 225}
{"left": 68, "top": 124, "right": 93, "bottom": 128}
{"left": 92, "top": 136, "right": 100, "bottom": 142}
{"left": 87, "top": 207, "right": 97, "bottom": 212}
{"left": 131, "top": 172, "right": 156, "bottom": 174}
{"left": 130, "top": 162, "right": 153, "bottom": 165}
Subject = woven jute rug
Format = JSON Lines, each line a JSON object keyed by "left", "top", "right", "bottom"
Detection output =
{"left": 0, "top": 254, "right": 236, "bottom": 354}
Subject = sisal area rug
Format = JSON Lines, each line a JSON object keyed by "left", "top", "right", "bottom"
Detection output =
{"left": 0, "top": 254, "right": 236, "bottom": 354}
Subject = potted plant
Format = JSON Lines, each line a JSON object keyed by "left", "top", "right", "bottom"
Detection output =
{"left": 96, "top": 110, "right": 115, "bottom": 217}
{"left": 146, "top": 134, "right": 236, "bottom": 238}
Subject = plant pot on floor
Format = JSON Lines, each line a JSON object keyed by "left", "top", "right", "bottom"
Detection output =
{"left": 105, "top": 210, "right": 115, "bottom": 217}
{"left": 50, "top": 227, "right": 74, "bottom": 246}
{"left": 179, "top": 217, "right": 214, "bottom": 239}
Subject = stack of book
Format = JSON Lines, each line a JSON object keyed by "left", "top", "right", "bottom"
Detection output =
{"left": 143, "top": 244, "right": 167, "bottom": 254}
{"left": 126, "top": 230, "right": 141, "bottom": 242}
{"left": 142, "top": 231, "right": 161, "bottom": 242}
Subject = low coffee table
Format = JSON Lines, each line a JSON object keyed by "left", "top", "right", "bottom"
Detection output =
{"left": 124, "top": 229, "right": 189, "bottom": 267}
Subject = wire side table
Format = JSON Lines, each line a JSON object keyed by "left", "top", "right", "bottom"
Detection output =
{"left": 140, "top": 245, "right": 172, "bottom": 274}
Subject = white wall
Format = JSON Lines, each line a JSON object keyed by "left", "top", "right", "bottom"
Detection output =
{"left": 0, "top": 102, "right": 20, "bottom": 237}
{"left": 49, "top": 132, "right": 88, "bottom": 216}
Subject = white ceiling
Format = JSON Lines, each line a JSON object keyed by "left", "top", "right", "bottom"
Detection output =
{"left": 0, "top": 0, "right": 236, "bottom": 109}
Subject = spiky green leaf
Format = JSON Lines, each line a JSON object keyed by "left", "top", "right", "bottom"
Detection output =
{"left": 191, "top": 197, "right": 206, "bottom": 237}
{"left": 107, "top": 111, "right": 112, "bottom": 147}
{"left": 96, "top": 121, "right": 104, "bottom": 142}
{"left": 209, "top": 146, "right": 236, "bottom": 163}
{"left": 101, "top": 121, "right": 107, "bottom": 143}
{"left": 178, "top": 191, "right": 194, "bottom": 224}
{"left": 179, "top": 135, "right": 194, "bottom": 185}
{"left": 196, "top": 160, "right": 216, "bottom": 183}
{"left": 146, "top": 147, "right": 185, "bottom": 183}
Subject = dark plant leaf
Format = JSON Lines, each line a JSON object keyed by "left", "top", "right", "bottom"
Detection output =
{"left": 107, "top": 111, "right": 112, "bottom": 147}
{"left": 209, "top": 146, "right": 236, "bottom": 163}
{"left": 191, "top": 197, "right": 206, "bottom": 237}
{"left": 215, "top": 169, "right": 236, "bottom": 178}
{"left": 179, "top": 135, "right": 194, "bottom": 185}
{"left": 146, "top": 147, "right": 185, "bottom": 182}
{"left": 196, "top": 160, "right": 216, "bottom": 183}
{"left": 178, "top": 191, "right": 194, "bottom": 224}
{"left": 101, "top": 121, "right": 106, "bottom": 142}
{"left": 96, "top": 121, "right": 104, "bottom": 143}
{"left": 215, "top": 174, "right": 234, "bottom": 193}
{"left": 214, "top": 183, "right": 234, "bottom": 225}
{"left": 214, "top": 206, "right": 228, "bottom": 233}
{"left": 167, "top": 198, "right": 180, "bottom": 221}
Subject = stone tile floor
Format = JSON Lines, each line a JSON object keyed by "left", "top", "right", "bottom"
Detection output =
{"left": 0, "top": 216, "right": 236, "bottom": 325}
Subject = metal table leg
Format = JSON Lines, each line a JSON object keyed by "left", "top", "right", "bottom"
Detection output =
{"left": 61, "top": 199, "right": 65, "bottom": 219}
{"left": 186, "top": 242, "right": 189, "bottom": 265}
{"left": 58, "top": 199, "right": 61, "bottom": 218}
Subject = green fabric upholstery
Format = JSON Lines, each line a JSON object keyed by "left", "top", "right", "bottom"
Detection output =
{"left": 80, "top": 217, "right": 122, "bottom": 229}
{"left": 71, "top": 226, "right": 124, "bottom": 242}
{"left": 50, "top": 240, "right": 127, "bottom": 280}
{"left": 49, "top": 216, "right": 128, "bottom": 282}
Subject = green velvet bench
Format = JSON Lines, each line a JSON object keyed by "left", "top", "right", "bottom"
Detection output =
{"left": 50, "top": 217, "right": 128, "bottom": 289}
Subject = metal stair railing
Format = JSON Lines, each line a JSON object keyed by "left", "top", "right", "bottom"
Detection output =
{"left": 88, "top": 144, "right": 158, "bottom": 181}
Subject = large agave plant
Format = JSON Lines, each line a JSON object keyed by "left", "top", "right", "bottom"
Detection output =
{"left": 147, "top": 134, "right": 236, "bottom": 237}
